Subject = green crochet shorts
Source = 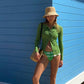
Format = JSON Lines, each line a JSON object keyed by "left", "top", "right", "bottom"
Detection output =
{"left": 43, "top": 51, "right": 60, "bottom": 61}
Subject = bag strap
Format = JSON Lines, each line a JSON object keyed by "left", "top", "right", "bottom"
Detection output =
{"left": 39, "top": 22, "right": 43, "bottom": 50}
{"left": 40, "top": 22, "right": 43, "bottom": 38}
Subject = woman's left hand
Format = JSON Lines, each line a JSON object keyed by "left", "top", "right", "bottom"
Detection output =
{"left": 59, "top": 60, "right": 63, "bottom": 68}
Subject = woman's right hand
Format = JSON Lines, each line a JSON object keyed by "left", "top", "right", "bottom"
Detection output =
{"left": 34, "top": 52, "right": 41, "bottom": 61}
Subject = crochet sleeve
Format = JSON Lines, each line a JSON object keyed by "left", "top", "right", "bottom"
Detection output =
{"left": 58, "top": 26, "right": 63, "bottom": 60}
{"left": 34, "top": 23, "right": 41, "bottom": 53}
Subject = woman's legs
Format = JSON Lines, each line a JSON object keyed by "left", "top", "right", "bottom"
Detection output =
{"left": 32, "top": 54, "right": 49, "bottom": 84}
{"left": 50, "top": 55, "right": 61, "bottom": 84}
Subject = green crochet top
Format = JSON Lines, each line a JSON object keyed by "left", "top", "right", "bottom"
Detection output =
{"left": 34, "top": 22, "right": 63, "bottom": 60}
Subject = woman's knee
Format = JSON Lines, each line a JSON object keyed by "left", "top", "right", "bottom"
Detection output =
{"left": 32, "top": 75, "right": 39, "bottom": 82}
{"left": 50, "top": 74, "right": 56, "bottom": 80}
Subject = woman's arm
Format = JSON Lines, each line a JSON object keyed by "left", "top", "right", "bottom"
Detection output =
{"left": 58, "top": 26, "right": 63, "bottom": 60}
{"left": 34, "top": 23, "right": 41, "bottom": 53}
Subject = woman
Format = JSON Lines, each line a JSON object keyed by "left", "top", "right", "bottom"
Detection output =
{"left": 32, "top": 6, "right": 63, "bottom": 84}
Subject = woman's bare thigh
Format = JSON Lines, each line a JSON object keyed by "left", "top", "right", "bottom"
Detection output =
{"left": 50, "top": 55, "right": 61, "bottom": 78}
{"left": 33, "top": 54, "right": 49, "bottom": 79}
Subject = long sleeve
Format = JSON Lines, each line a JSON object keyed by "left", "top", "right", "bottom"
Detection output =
{"left": 58, "top": 26, "right": 63, "bottom": 60}
{"left": 34, "top": 23, "right": 41, "bottom": 52}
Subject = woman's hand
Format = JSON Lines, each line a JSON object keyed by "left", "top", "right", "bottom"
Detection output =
{"left": 34, "top": 52, "right": 41, "bottom": 61}
{"left": 59, "top": 60, "right": 63, "bottom": 68}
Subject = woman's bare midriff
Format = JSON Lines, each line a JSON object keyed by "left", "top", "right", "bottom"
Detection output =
{"left": 45, "top": 41, "right": 52, "bottom": 52}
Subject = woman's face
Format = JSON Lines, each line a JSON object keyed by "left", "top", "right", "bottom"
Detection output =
{"left": 46, "top": 15, "right": 57, "bottom": 23}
